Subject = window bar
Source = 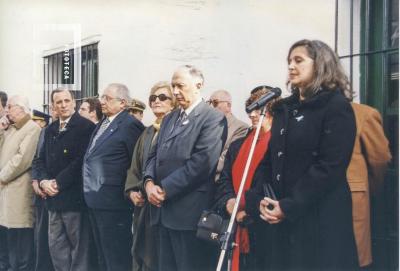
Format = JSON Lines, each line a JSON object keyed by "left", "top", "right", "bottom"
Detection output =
{"left": 335, "top": 0, "right": 339, "bottom": 53}
{"left": 350, "top": 0, "right": 354, "bottom": 91}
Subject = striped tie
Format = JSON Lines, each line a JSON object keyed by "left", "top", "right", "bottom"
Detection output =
{"left": 89, "top": 118, "right": 110, "bottom": 152}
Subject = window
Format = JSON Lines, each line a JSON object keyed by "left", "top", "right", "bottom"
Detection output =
{"left": 43, "top": 43, "right": 99, "bottom": 112}
{"left": 336, "top": 0, "right": 398, "bottom": 270}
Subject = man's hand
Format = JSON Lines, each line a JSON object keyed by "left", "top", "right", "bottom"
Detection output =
{"left": 40, "top": 179, "right": 59, "bottom": 197}
{"left": 129, "top": 191, "right": 145, "bottom": 207}
{"left": 32, "top": 180, "right": 47, "bottom": 199}
{"left": 259, "top": 197, "right": 285, "bottom": 224}
{"left": 145, "top": 180, "right": 165, "bottom": 207}
{"left": 226, "top": 198, "right": 236, "bottom": 215}
{"left": 0, "top": 116, "right": 9, "bottom": 130}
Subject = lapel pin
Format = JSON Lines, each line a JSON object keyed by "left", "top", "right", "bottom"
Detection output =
{"left": 63, "top": 149, "right": 68, "bottom": 154}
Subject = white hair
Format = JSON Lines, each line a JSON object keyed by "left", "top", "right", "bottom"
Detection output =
{"left": 9, "top": 95, "right": 30, "bottom": 114}
{"left": 178, "top": 65, "right": 204, "bottom": 85}
{"left": 106, "top": 83, "right": 131, "bottom": 103}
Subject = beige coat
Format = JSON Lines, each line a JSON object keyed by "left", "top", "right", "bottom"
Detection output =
{"left": 347, "top": 103, "right": 392, "bottom": 267}
{"left": 215, "top": 113, "right": 248, "bottom": 181}
{"left": 0, "top": 115, "right": 40, "bottom": 228}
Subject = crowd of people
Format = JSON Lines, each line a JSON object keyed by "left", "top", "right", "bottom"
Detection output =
{"left": 0, "top": 39, "right": 392, "bottom": 271}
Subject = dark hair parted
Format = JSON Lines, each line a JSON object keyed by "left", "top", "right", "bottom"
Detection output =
{"left": 50, "top": 88, "right": 75, "bottom": 103}
{"left": 84, "top": 97, "right": 103, "bottom": 121}
{"left": 288, "top": 39, "right": 353, "bottom": 100}
{"left": 0, "top": 91, "right": 7, "bottom": 107}
{"left": 246, "top": 85, "right": 277, "bottom": 113}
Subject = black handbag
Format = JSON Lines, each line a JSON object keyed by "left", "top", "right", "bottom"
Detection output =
{"left": 196, "top": 210, "right": 229, "bottom": 245}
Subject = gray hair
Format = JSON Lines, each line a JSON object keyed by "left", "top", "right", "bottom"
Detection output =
{"left": 179, "top": 65, "right": 204, "bottom": 85}
{"left": 51, "top": 87, "right": 74, "bottom": 103}
{"left": 210, "top": 89, "right": 232, "bottom": 103}
{"left": 9, "top": 95, "right": 30, "bottom": 114}
{"left": 106, "top": 83, "right": 131, "bottom": 103}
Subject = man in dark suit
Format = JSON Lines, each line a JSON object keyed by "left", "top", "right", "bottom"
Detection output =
{"left": 83, "top": 83, "right": 144, "bottom": 271}
{"left": 36, "top": 88, "right": 95, "bottom": 271}
{"left": 144, "top": 65, "right": 227, "bottom": 271}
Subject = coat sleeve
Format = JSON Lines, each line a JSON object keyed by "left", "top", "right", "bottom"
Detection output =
{"left": 361, "top": 108, "right": 392, "bottom": 194}
{"left": 0, "top": 125, "right": 41, "bottom": 184}
{"left": 214, "top": 142, "right": 238, "bottom": 216}
{"left": 279, "top": 97, "right": 356, "bottom": 222}
{"left": 215, "top": 124, "right": 248, "bottom": 180}
{"left": 125, "top": 131, "right": 146, "bottom": 193}
{"left": 161, "top": 115, "right": 227, "bottom": 199}
{"left": 55, "top": 122, "right": 95, "bottom": 191}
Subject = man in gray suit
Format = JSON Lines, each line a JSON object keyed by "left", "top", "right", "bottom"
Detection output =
{"left": 208, "top": 89, "right": 248, "bottom": 181}
{"left": 144, "top": 65, "right": 227, "bottom": 271}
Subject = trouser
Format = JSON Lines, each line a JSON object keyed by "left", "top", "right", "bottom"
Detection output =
{"left": 159, "top": 225, "right": 213, "bottom": 271}
{"left": 88, "top": 209, "right": 132, "bottom": 271}
{"left": 0, "top": 225, "right": 34, "bottom": 271}
{"left": 48, "top": 210, "right": 90, "bottom": 271}
{"left": 0, "top": 226, "right": 9, "bottom": 271}
{"left": 33, "top": 202, "right": 54, "bottom": 271}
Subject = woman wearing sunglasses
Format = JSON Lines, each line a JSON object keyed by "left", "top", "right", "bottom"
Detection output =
{"left": 125, "top": 81, "right": 176, "bottom": 271}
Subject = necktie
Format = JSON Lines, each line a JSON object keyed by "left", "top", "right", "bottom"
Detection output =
{"left": 89, "top": 118, "right": 110, "bottom": 152}
{"left": 170, "top": 111, "right": 187, "bottom": 133}
{"left": 59, "top": 122, "right": 66, "bottom": 131}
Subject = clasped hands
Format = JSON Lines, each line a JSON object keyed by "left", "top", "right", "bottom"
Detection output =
{"left": 259, "top": 197, "right": 285, "bottom": 224}
{"left": 145, "top": 180, "right": 165, "bottom": 208}
{"left": 36, "top": 179, "right": 59, "bottom": 197}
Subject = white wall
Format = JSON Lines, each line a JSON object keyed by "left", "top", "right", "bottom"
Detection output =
{"left": 0, "top": 0, "right": 336, "bottom": 125}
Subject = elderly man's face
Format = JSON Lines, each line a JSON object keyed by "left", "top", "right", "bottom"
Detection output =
{"left": 209, "top": 93, "right": 231, "bottom": 115}
{"left": 100, "top": 88, "right": 126, "bottom": 117}
{"left": 171, "top": 69, "right": 201, "bottom": 109}
{"left": 5, "top": 100, "right": 24, "bottom": 123}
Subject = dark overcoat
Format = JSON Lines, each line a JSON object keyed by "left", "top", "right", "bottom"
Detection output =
{"left": 37, "top": 112, "right": 95, "bottom": 211}
{"left": 247, "top": 88, "right": 359, "bottom": 270}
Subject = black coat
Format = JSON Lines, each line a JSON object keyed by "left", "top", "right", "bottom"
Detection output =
{"left": 37, "top": 112, "right": 95, "bottom": 211}
{"left": 214, "top": 133, "right": 272, "bottom": 270}
{"left": 246, "top": 88, "right": 358, "bottom": 270}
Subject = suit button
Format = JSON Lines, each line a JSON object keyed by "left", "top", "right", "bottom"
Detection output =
{"left": 276, "top": 174, "right": 281, "bottom": 181}
{"left": 277, "top": 151, "right": 284, "bottom": 157}
{"left": 280, "top": 128, "right": 285, "bottom": 135}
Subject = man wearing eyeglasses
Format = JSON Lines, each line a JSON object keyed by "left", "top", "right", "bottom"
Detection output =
{"left": 208, "top": 90, "right": 249, "bottom": 181}
{"left": 83, "top": 83, "right": 144, "bottom": 271}
{"left": 144, "top": 65, "right": 227, "bottom": 271}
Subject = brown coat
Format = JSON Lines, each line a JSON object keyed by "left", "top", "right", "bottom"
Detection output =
{"left": 0, "top": 115, "right": 41, "bottom": 228}
{"left": 347, "top": 103, "right": 392, "bottom": 267}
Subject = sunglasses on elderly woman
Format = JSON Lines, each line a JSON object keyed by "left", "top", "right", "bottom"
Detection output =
{"left": 149, "top": 94, "right": 172, "bottom": 103}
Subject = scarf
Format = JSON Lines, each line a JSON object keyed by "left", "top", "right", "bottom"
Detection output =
{"left": 231, "top": 129, "right": 270, "bottom": 271}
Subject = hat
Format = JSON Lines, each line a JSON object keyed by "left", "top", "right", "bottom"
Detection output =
{"left": 32, "top": 109, "right": 51, "bottom": 126}
{"left": 128, "top": 99, "right": 146, "bottom": 112}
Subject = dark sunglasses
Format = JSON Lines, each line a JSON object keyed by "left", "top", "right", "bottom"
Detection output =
{"left": 149, "top": 94, "right": 172, "bottom": 103}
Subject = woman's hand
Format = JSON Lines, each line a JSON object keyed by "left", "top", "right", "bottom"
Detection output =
{"left": 259, "top": 197, "right": 285, "bottom": 224}
{"left": 129, "top": 191, "right": 145, "bottom": 207}
{"left": 226, "top": 198, "right": 236, "bottom": 215}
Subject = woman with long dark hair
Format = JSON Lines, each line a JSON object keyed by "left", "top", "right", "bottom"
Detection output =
{"left": 248, "top": 39, "right": 358, "bottom": 270}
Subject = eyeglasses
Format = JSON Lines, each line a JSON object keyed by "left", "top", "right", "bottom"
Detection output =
{"left": 6, "top": 104, "right": 19, "bottom": 110}
{"left": 149, "top": 94, "right": 172, "bottom": 103}
{"left": 207, "top": 99, "right": 230, "bottom": 107}
{"left": 100, "top": 95, "right": 121, "bottom": 102}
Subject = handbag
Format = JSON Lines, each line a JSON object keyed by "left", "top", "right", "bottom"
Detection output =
{"left": 196, "top": 210, "right": 229, "bottom": 245}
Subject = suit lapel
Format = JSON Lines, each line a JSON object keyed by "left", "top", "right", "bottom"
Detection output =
{"left": 164, "top": 101, "right": 205, "bottom": 142}
{"left": 87, "top": 111, "right": 126, "bottom": 154}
